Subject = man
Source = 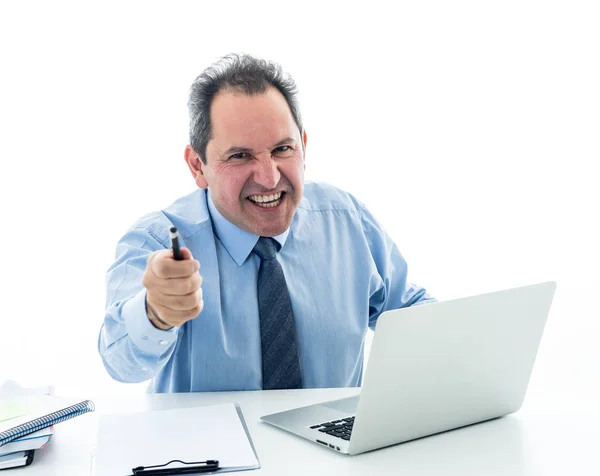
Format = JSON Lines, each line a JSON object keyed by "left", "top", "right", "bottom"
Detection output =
{"left": 99, "top": 53, "right": 434, "bottom": 393}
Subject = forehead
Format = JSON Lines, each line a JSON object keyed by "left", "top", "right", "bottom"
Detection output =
{"left": 209, "top": 87, "right": 297, "bottom": 146}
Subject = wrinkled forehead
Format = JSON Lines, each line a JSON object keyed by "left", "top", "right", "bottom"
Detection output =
{"left": 209, "top": 87, "right": 299, "bottom": 150}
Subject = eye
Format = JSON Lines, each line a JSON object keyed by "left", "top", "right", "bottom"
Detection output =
{"left": 272, "top": 145, "right": 294, "bottom": 157}
{"left": 229, "top": 152, "right": 251, "bottom": 160}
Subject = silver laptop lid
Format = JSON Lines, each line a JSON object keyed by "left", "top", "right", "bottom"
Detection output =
{"left": 348, "top": 281, "right": 556, "bottom": 454}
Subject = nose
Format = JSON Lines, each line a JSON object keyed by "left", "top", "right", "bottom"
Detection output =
{"left": 253, "top": 154, "right": 281, "bottom": 190}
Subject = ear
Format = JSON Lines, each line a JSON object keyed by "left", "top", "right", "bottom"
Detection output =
{"left": 302, "top": 129, "right": 308, "bottom": 170}
{"left": 184, "top": 145, "right": 208, "bottom": 189}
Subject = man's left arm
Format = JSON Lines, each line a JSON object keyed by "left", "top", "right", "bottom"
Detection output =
{"left": 358, "top": 203, "right": 436, "bottom": 330}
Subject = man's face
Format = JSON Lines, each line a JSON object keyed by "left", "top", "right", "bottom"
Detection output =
{"left": 186, "top": 87, "right": 306, "bottom": 237}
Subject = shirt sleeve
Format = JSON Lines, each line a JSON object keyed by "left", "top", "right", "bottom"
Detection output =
{"left": 98, "top": 223, "right": 179, "bottom": 383}
{"left": 358, "top": 203, "right": 436, "bottom": 330}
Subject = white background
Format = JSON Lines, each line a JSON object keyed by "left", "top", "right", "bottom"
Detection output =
{"left": 0, "top": 1, "right": 598, "bottom": 399}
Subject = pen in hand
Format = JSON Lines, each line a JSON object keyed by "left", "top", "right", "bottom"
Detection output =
{"left": 143, "top": 226, "right": 202, "bottom": 330}
{"left": 170, "top": 227, "right": 183, "bottom": 261}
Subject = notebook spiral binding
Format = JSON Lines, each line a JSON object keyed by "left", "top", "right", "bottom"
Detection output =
{"left": 0, "top": 400, "right": 95, "bottom": 447}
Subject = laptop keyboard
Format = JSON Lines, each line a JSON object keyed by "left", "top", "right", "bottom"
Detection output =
{"left": 310, "top": 416, "right": 355, "bottom": 440}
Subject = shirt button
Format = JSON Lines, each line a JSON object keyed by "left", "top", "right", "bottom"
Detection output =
{"left": 142, "top": 336, "right": 149, "bottom": 341}
{"left": 158, "top": 340, "right": 169, "bottom": 346}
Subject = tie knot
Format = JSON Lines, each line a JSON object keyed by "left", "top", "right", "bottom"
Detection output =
{"left": 253, "top": 237, "right": 280, "bottom": 261}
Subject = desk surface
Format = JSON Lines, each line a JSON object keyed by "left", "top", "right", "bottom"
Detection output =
{"left": 16, "top": 387, "right": 600, "bottom": 475}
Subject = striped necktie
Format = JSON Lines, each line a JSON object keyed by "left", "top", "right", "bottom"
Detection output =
{"left": 253, "top": 237, "right": 302, "bottom": 390}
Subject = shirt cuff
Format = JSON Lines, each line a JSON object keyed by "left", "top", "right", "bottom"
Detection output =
{"left": 122, "top": 289, "right": 178, "bottom": 354}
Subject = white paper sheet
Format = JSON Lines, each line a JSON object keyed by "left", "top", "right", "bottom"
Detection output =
{"left": 92, "top": 403, "right": 260, "bottom": 475}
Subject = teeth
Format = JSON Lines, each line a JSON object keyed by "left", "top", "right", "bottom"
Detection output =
{"left": 254, "top": 200, "right": 280, "bottom": 208}
{"left": 249, "top": 192, "right": 282, "bottom": 203}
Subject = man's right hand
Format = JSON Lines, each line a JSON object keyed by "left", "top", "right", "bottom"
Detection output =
{"left": 142, "top": 248, "right": 203, "bottom": 330}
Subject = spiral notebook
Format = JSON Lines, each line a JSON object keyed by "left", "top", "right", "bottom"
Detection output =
{"left": 0, "top": 396, "right": 95, "bottom": 448}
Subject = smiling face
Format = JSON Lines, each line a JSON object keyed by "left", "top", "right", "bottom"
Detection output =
{"left": 185, "top": 87, "right": 307, "bottom": 237}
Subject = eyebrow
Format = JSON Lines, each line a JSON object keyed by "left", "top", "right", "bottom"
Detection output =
{"left": 223, "top": 137, "right": 296, "bottom": 156}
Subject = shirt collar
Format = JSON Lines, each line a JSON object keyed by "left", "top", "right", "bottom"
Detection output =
{"left": 207, "top": 189, "right": 290, "bottom": 266}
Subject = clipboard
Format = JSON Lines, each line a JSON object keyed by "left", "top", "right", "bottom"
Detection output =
{"left": 0, "top": 449, "right": 35, "bottom": 470}
{"left": 92, "top": 403, "right": 260, "bottom": 475}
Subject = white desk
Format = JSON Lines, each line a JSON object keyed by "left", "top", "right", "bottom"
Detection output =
{"left": 16, "top": 387, "right": 600, "bottom": 475}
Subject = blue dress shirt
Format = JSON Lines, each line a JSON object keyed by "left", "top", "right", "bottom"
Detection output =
{"left": 99, "top": 182, "right": 434, "bottom": 392}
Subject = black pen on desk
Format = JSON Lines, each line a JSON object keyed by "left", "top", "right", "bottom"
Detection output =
{"left": 170, "top": 227, "right": 183, "bottom": 261}
{"left": 131, "top": 459, "right": 219, "bottom": 475}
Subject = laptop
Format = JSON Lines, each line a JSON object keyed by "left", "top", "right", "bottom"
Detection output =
{"left": 261, "top": 281, "right": 556, "bottom": 455}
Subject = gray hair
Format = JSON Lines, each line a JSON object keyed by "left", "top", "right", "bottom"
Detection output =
{"left": 188, "top": 53, "right": 304, "bottom": 164}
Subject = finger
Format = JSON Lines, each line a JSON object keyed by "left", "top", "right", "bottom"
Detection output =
{"left": 155, "top": 290, "right": 202, "bottom": 312}
{"left": 145, "top": 250, "right": 163, "bottom": 271}
{"left": 171, "top": 249, "right": 200, "bottom": 274}
{"left": 143, "top": 251, "right": 163, "bottom": 289}
{"left": 177, "top": 247, "right": 194, "bottom": 261}
{"left": 152, "top": 254, "right": 199, "bottom": 278}
{"left": 147, "top": 249, "right": 172, "bottom": 278}
{"left": 162, "top": 274, "right": 203, "bottom": 296}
